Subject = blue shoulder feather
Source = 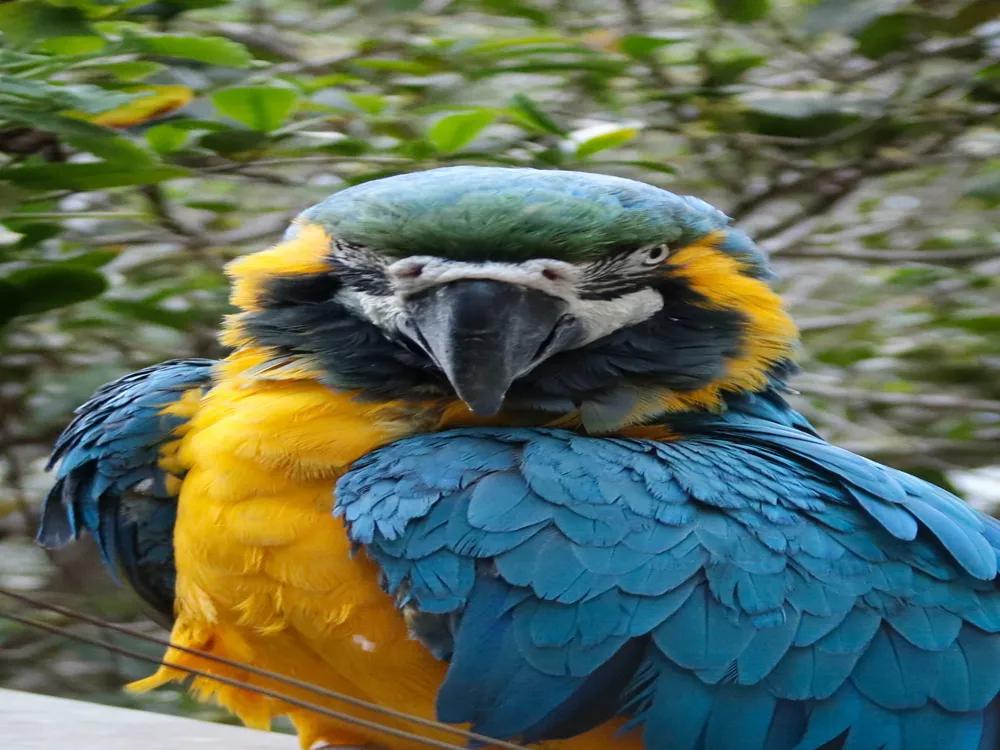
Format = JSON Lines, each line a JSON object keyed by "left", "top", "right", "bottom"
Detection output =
{"left": 39, "top": 359, "right": 214, "bottom": 624}
{"left": 336, "top": 407, "right": 1000, "bottom": 750}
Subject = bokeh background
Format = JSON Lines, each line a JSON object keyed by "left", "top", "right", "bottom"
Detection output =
{"left": 1, "top": 0, "right": 999, "bottom": 725}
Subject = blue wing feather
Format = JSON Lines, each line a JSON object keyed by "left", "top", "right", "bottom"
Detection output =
{"left": 336, "top": 395, "right": 1000, "bottom": 750}
{"left": 39, "top": 359, "right": 214, "bottom": 624}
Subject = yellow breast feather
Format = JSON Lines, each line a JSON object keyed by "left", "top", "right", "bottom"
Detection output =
{"left": 129, "top": 358, "right": 642, "bottom": 750}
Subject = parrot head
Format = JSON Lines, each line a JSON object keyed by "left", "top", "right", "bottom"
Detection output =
{"left": 225, "top": 167, "right": 798, "bottom": 428}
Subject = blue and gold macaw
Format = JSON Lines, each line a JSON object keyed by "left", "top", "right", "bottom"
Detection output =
{"left": 39, "top": 167, "right": 1000, "bottom": 750}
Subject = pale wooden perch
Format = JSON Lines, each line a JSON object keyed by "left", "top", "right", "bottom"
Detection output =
{"left": 0, "top": 688, "right": 296, "bottom": 749}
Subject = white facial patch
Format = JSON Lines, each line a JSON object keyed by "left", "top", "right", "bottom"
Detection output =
{"left": 572, "top": 287, "right": 663, "bottom": 343}
{"left": 335, "top": 255, "right": 664, "bottom": 347}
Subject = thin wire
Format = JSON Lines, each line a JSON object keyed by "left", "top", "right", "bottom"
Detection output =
{"left": 0, "top": 588, "right": 523, "bottom": 750}
{"left": 0, "top": 609, "right": 476, "bottom": 750}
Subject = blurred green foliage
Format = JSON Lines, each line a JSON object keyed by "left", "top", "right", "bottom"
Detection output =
{"left": 1, "top": 0, "right": 999, "bottom": 719}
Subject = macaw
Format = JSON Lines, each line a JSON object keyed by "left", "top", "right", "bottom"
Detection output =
{"left": 39, "top": 166, "right": 1000, "bottom": 750}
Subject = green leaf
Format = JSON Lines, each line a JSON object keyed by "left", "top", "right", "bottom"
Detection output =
{"left": 317, "top": 137, "right": 370, "bottom": 156}
{"left": 65, "top": 250, "right": 117, "bottom": 268}
{"left": 4, "top": 265, "right": 108, "bottom": 316}
{"left": 0, "top": 80, "right": 141, "bottom": 114}
{"left": 855, "top": 13, "right": 916, "bottom": 59}
{"left": 620, "top": 34, "right": 684, "bottom": 58}
{"left": 814, "top": 344, "right": 874, "bottom": 367}
{"left": 0, "top": 280, "right": 21, "bottom": 325}
{"left": 198, "top": 129, "right": 269, "bottom": 154}
{"left": 947, "top": 0, "right": 1000, "bottom": 33}
{"left": 477, "top": 0, "right": 552, "bottom": 26}
{"left": 344, "top": 93, "right": 389, "bottom": 115}
{"left": 429, "top": 110, "right": 496, "bottom": 152}
{"left": 166, "top": 119, "right": 231, "bottom": 132}
{"left": 574, "top": 127, "right": 639, "bottom": 159}
{"left": 704, "top": 54, "right": 767, "bottom": 87}
{"left": 124, "top": 33, "right": 253, "bottom": 67}
{"left": 0, "top": 222, "right": 60, "bottom": 250}
{"left": 35, "top": 35, "right": 106, "bottom": 55}
{"left": 0, "top": 107, "right": 114, "bottom": 139}
{"left": 963, "top": 174, "right": 1000, "bottom": 205}
{"left": 212, "top": 86, "right": 299, "bottom": 131}
{"left": 82, "top": 61, "right": 165, "bottom": 80}
{"left": 0, "top": 1, "right": 92, "bottom": 45}
{"left": 953, "top": 314, "right": 1000, "bottom": 333}
{"left": 713, "top": 0, "right": 770, "bottom": 23}
{"left": 509, "top": 93, "right": 566, "bottom": 135}
{"left": 5, "top": 163, "right": 189, "bottom": 191}
{"left": 66, "top": 135, "right": 156, "bottom": 166}
{"left": 742, "top": 95, "right": 862, "bottom": 138}
{"left": 462, "top": 34, "right": 569, "bottom": 54}
{"left": 391, "top": 138, "right": 437, "bottom": 160}
{"left": 137, "top": 0, "right": 230, "bottom": 11}
{"left": 184, "top": 200, "right": 237, "bottom": 213}
{"left": 595, "top": 159, "right": 676, "bottom": 175}
{"left": 534, "top": 146, "right": 565, "bottom": 166}
{"left": 68, "top": 85, "right": 157, "bottom": 115}
{"left": 970, "top": 63, "right": 1000, "bottom": 104}
{"left": 889, "top": 267, "right": 945, "bottom": 287}
{"left": 145, "top": 123, "right": 191, "bottom": 154}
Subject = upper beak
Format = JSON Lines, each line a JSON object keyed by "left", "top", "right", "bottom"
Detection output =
{"left": 400, "top": 279, "right": 571, "bottom": 416}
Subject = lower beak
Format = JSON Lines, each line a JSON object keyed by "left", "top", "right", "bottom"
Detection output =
{"left": 400, "top": 279, "right": 571, "bottom": 416}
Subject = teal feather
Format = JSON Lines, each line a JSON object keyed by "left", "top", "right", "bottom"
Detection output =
{"left": 38, "top": 359, "right": 214, "bottom": 625}
{"left": 298, "top": 166, "right": 771, "bottom": 273}
{"left": 335, "top": 392, "right": 1000, "bottom": 749}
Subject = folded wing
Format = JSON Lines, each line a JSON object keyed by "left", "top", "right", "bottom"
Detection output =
{"left": 39, "top": 359, "right": 215, "bottom": 625}
{"left": 336, "top": 417, "right": 1000, "bottom": 750}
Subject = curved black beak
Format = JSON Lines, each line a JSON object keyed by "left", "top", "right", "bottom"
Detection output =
{"left": 401, "top": 279, "right": 571, "bottom": 416}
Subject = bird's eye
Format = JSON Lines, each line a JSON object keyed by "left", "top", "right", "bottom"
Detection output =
{"left": 643, "top": 244, "right": 669, "bottom": 265}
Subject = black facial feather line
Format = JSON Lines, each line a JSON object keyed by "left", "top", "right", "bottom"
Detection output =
{"left": 577, "top": 247, "right": 669, "bottom": 301}
{"left": 244, "top": 258, "right": 748, "bottom": 410}
{"left": 244, "top": 270, "right": 445, "bottom": 399}
{"left": 328, "top": 239, "right": 393, "bottom": 296}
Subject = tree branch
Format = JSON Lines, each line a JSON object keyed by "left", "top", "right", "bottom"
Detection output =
{"left": 840, "top": 37, "right": 990, "bottom": 85}
{"left": 796, "top": 307, "right": 904, "bottom": 332}
{"left": 140, "top": 184, "right": 198, "bottom": 238}
{"left": 618, "top": 0, "right": 647, "bottom": 32}
{"left": 796, "top": 383, "right": 1000, "bottom": 415}
{"left": 776, "top": 246, "right": 1000, "bottom": 264}
{"left": 617, "top": 0, "right": 677, "bottom": 91}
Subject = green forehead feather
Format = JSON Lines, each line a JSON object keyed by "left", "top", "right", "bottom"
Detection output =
{"left": 294, "top": 166, "right": 769, "bottom": 275}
